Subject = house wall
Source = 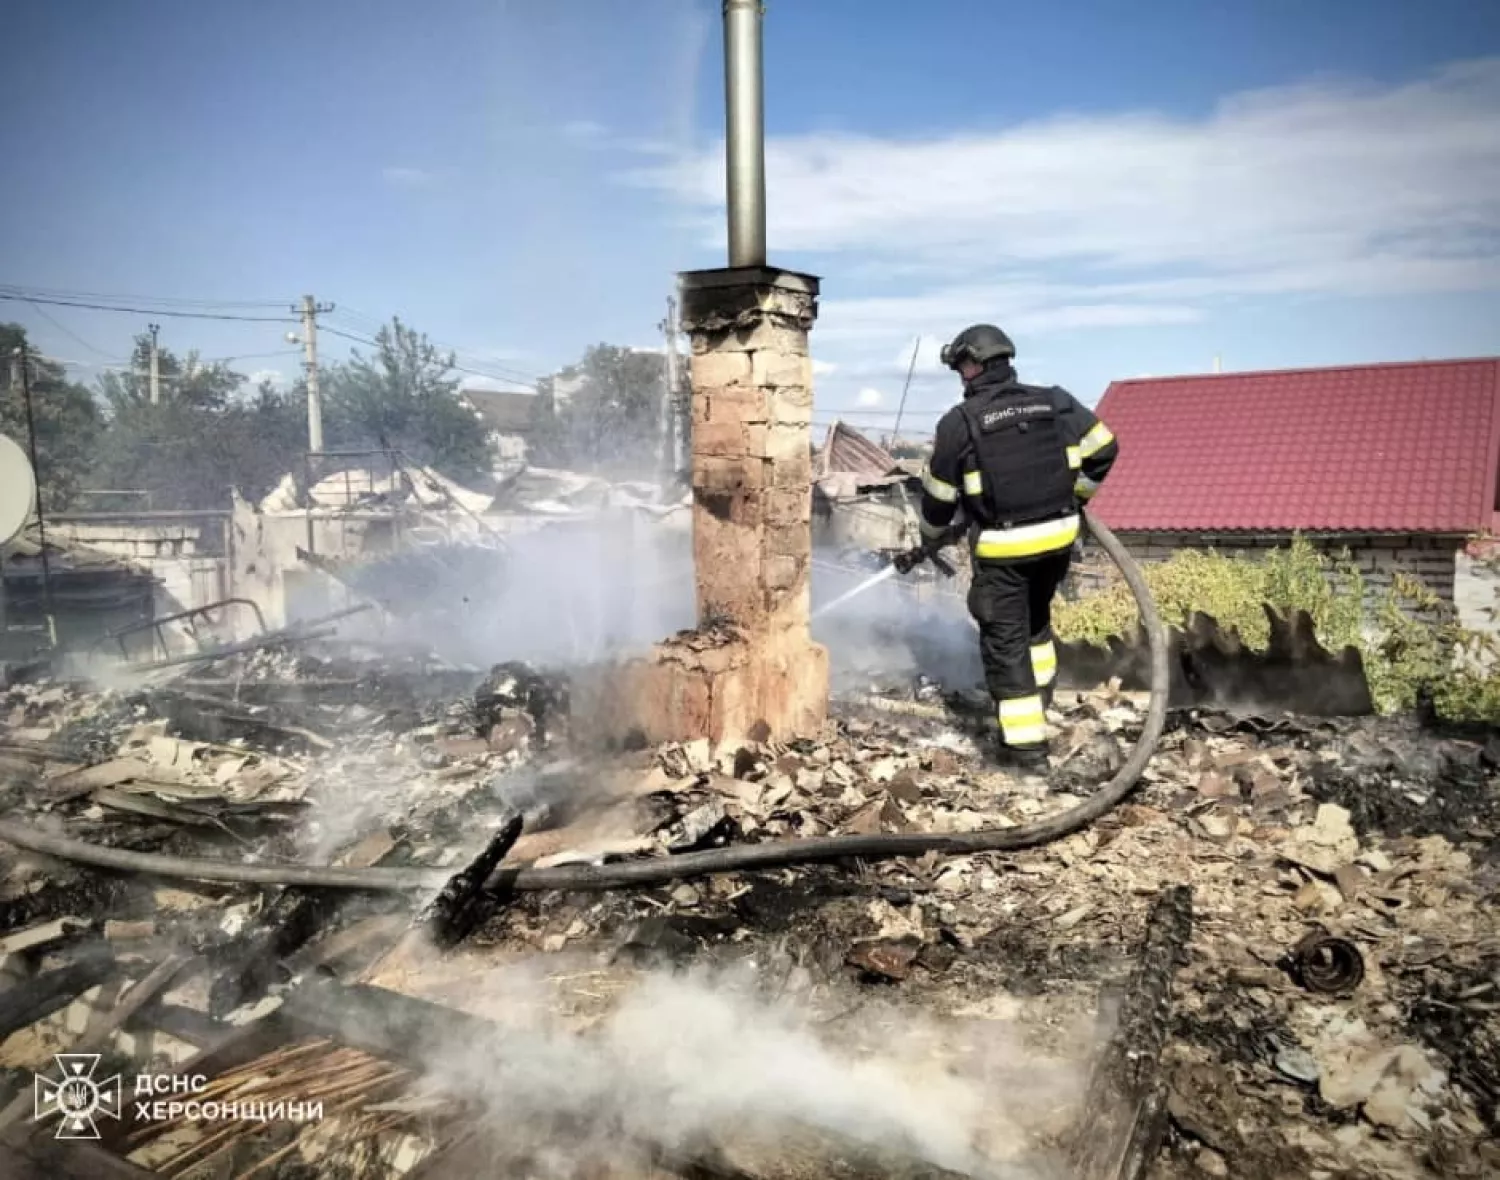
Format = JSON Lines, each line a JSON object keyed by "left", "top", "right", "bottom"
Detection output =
{"left": 46, "top": 517, "right": 231, "bottom": 620}
{"left": 491, "top": 432, "right": 528, "bottom": 463}
{"left": 1455, "top": 544, "right": 1500, "bottom": 635}
{"left": 1069, "top": 531, "right": 1464, "bottom": 617}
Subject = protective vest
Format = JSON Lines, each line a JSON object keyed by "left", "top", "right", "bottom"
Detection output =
{"left": 956, "top": 382, "right": 1076, "bottom": 528}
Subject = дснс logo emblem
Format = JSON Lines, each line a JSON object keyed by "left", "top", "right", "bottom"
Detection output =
{"left": 33, "top": 1053, "right": 123, "bottom": 1139}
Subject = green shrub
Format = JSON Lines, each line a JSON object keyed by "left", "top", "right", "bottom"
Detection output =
{"left": 1054, "top": 536, "right": 1500, "bottom": 721}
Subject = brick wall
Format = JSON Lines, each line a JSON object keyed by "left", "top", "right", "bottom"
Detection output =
{"left": 1455, "top": 545, "right": 1500, "bottom": 634}
{"left": 1069, "top": 531, "right": 1463, "bottom": 615}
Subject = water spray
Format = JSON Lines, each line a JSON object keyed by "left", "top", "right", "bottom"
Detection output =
{"left": 812, "top": 526, "right": 961, "bottom": 622}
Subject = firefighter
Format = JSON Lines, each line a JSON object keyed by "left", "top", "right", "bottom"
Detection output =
{"left": 915, "top": 324, "right": 1119, "bottom": 769}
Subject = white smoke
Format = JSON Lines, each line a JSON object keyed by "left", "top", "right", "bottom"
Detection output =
{"left": 413, "top": 959, "right": 1082, "bottom": 1178}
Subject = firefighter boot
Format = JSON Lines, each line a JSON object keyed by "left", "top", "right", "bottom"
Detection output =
{"left": 991, "top": 735, "right": 1051, "bottom": 775}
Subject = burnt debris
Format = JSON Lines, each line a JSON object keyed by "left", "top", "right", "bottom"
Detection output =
{"left": 0, "top": 639, "right": 1494, "bottom": 1179}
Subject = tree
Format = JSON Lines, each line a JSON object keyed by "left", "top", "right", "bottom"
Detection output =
{"left": 322, "top": 317, "right": 495, "bottom": 484}
{"left": 97, "top": 332, "right": 243, "bottom": 413}
{"left": 89, "top": 339, "right": 306, "bottom": 510}
{"left": 529, "top": 343, "right": 669, "bottom": 477}
{"left": 0, "top": 324, "right": 102, "bottom": 510}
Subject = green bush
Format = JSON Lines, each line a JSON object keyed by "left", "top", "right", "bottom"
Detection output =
{"left": 1054, "top": 536, "right": 1500, "bottom": 721}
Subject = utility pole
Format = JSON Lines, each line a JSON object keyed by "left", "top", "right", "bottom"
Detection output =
{"left": 147, "top": 323, "right": 162, "bottom": 404}
{"left": 13, "top": 343, "right": 55, "bottom": 643}
{"left": 659, "top": 294, "right": 685, "bottom": 483}
{"left": 292, "top": 295, "right": 335, "bottom": 454}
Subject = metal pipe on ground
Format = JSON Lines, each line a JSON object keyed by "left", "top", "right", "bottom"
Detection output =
{"left": 0, "top": 511, "right": 1169, "bottom": 894}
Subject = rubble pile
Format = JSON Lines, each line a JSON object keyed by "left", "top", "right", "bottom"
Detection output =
{"left": 0, "top": 653, "right": 1496, "bottom": 1178}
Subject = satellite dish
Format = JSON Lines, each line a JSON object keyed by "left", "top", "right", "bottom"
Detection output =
{"left": 0, "top": 432, "right": 38, "bottom": 547}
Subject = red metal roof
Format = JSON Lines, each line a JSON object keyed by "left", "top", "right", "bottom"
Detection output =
{"left": 1090, "top": 358, "right": 1500, "bottom": 534}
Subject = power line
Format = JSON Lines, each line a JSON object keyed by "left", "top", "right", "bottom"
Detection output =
{"left": 320, "top": 322, "right": 538, "bottom": 390}
{"left": 318, "top": 323, "right": 378, "bottom": 348}
{"left": 22, "top": 299, "right": 122, "bottom": 360}
{"left": 207, "top": 349, "right": 304, "bottom": 365}
{"left": 11, "top": 284, "right": 534, "bottom": 387}
{"left": 326, "top": 310, "right": 541, "bottom": 387}
{"left": 0, "top": 292, "right": 297, "bottom": 323}
{"left": 50, "top": 350, "right": 302, "bottom": 375}
{"left": 0, "top": 283, "right": 291, "bottom": 310}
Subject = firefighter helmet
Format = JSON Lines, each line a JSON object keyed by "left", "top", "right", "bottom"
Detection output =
{"left": 940, "top": 324, "right": 1016, "bottom": 371}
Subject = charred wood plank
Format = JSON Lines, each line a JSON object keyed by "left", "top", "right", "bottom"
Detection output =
{"left": 0, "top": 944, "right": 116, "bottom": 1042}
{"left": 0, "top": 1125, "right": 158, "bottom": 1180}
{"left": 282, "top": 913, "right": 406, "bottom": 978}
{"left": 1067, "top": 885, "right": 1194, "bottom": 1180}
{"left": 278, "top": 977, "right": 504, "bottom": 1063}
{"left": 0, "top": 953, "right": 196, "bottom": 1130}
{"left": 132, "top": 1000, "right": 232, "bottom": 1048}
{"left": 415, "top": 809, "right": 523, "bottom": 947}
{"left": 154, "top": 690, "right": 333, "bottom": 754}
{"left": 206, "top": 887, "right": 343, "bottom": 1018}
{"left": 0, "top": 876, "right": 137, "bottom": 936}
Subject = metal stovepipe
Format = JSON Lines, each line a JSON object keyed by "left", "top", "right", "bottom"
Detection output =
{"left": 723, "top": 0, "right": 767, "bottom": 267}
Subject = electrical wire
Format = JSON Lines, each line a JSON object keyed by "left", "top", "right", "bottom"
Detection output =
{"left": 21, "top": 300, "right": 122, "bottom": 360}
{"left": 0, "top": 292, "right": 296, "bottom": 323}
{"left": 328, "top": 314, "right": 542, "bottom": 387}
{"left": 10, "top": 284, "right": 533, "bottom": 387}
{"left": 0, "top": 283, "right": 291, "bottom": 310}
{"left": 320, "top": 322, "right": 538, "bottom": 390}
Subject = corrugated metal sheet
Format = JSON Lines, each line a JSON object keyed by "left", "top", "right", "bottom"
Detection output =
{"left": 818, "top": 420, "right": 900, "bottom": 480}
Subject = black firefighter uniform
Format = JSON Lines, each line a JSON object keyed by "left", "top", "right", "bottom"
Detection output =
{"left": 917, "top": 365, "right": 1120, "bottom": 751}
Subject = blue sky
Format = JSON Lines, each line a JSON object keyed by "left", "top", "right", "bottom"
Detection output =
{"left": 3, "top": 0, "right": 1498, "bottom": 440}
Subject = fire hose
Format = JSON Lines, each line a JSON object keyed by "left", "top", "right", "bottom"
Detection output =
{"left": 0, "top": 510, "right": 1167, "bottom": 895}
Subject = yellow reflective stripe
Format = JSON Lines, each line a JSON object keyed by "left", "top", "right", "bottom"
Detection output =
{"left": 1066, "top": 446, "right": 1081, "bottom": 470}
{"left": 919, "top": 516, "right": 946, "bottom": 539}
{"left": 973, "top": 514, "right": 1080, "bottom": 560}
{"left": 1075, "top": 474, "right": 1102, "bottom": 500}
{"left": 1002, "top": 721, "right": 1048, "bottom": 745}
{"left": 1030, "top": 641, "right": 1058, "bottom": 686}
{"left": 999, "top": 694, "right": 1047, "bottom": 745}
{"left": 962, "top": 469, "right": 983, "bottom": 496}
{"left": 1079, "top": 421, "right": 1115, "bottom": 459}
{"left": 921, "top": 466, "right": 958, "bottom": 503}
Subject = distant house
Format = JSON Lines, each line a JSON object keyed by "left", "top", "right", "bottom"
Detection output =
{"left": 812, "top": 420, "right": 921, "bottom": 552}
{"left": 1086, "top": 357, "right": 1500, "bottom": 614}
{"left": 462, "top": 388, "right": 540, "bottom": 463}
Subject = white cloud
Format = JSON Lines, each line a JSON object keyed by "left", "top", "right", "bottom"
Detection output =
{"left": 811, "top": 358, "right": 839, "bottom": 375}
{"left": 855, "top": 386, "right": 884, "bottom": 407}
{"left": 627, "top": 58, "right": 1500, "bottom": 342}
{"left": 248, "top": 368, "right": 288, "bottom": 389}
